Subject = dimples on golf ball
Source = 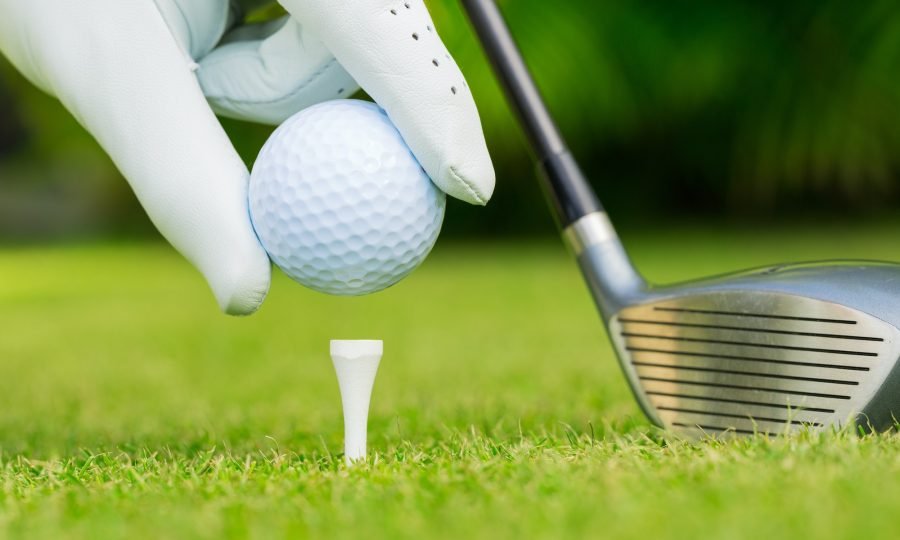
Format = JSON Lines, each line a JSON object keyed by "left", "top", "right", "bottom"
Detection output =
{"left": 249, "top": 100, "right": 446, "bottom": 296}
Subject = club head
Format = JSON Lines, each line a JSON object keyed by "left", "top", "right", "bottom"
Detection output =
{"left": 460, "top": 0, "right": 900, "bottom": 437}
{"left": 570, "top": 215, "right": 900, "bottom": 436}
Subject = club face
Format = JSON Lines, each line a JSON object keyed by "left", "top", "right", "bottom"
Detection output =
{"left": 586, "top": 258, "right": 900, "bottom": 436}
{"left": 610, "top": 289, "right": 900, "bottom": 436}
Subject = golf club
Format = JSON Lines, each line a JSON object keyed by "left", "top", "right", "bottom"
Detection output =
{"left": 462, "top": 0, "right": 900, "bottom": 436}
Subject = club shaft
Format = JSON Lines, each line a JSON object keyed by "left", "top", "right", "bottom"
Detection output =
{"left": 462, "top": 0, "right": 646, "bottom": 316}
{"left": 461, "top": 0, "right": 601, "bottom": 227}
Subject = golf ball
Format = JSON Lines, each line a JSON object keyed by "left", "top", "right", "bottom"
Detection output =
{"left": 249, "top": 100, "right": 446, "bottom": 296}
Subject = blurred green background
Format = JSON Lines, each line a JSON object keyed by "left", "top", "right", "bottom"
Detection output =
{"left": 3, "top": 0, "right": 900, "bottom": 241}
{"left": 4, "top": 4, "right": 900, "bottom": 535}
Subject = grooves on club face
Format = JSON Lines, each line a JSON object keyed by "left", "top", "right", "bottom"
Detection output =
{"left": 569, "top": 234, "right": 900, "bottom": 436}
{"left": 611, "top": 292, "right": 900, "bottom": 436}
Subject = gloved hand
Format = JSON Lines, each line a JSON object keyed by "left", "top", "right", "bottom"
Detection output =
{"left": 0, "top": 0, "right": 495, "bottom": 315}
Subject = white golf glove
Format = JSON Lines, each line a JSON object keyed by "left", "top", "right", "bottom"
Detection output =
{"left": 0, "top": 0, "right": 495, "bottom": 315}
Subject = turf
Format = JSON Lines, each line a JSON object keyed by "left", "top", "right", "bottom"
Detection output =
{"left": 1, "top": 221, "right": 900, "bottom": 539}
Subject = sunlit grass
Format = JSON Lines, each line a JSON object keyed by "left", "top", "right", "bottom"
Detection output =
{"left": 1, "top": 221, "right": 900, "bottom": 538}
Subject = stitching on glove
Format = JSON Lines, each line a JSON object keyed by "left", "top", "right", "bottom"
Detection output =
{"left": 448, "top": 166, "right": 487, "bottom": 205}
{"left": 203, "top": 57, "right": 345, "bottom": 106}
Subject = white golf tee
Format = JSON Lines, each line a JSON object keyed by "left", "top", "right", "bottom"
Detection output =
{"left": 330, "top": 340, "right": 383, "bottom": 464}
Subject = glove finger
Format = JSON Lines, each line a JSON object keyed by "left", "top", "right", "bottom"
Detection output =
{"left": 152, "top": 0, "right": 234, "bottom": 60}
{"left": 197, "top": 16, "right": 359, "bottom": 125}
{"left": 278, "top": 0, "right": 495, "bottom": 205}
{"left": 17, "top": 1, "right": 272, "bottom": 314}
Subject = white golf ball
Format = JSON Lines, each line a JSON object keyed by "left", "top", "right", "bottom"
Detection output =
{"left": 249, "top": 100, "right": 446, "bottom": 296}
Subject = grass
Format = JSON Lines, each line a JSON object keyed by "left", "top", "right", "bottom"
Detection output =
{"left": 1, "top": 220, "right": 900, "bottom": 538}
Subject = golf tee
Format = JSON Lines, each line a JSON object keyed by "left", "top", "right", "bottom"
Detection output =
{"left": 330, "top": 340, "right": 383, "bottom": 464}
